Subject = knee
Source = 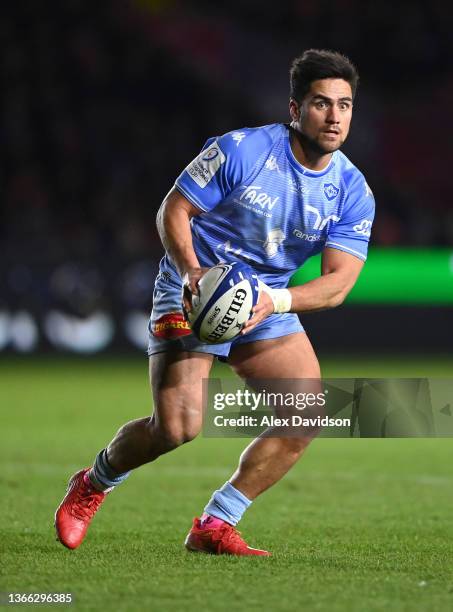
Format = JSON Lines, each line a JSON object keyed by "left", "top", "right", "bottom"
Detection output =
{"left": 150, "top": 420, "right": 200, "bottom": 452}
{"left": 163, "top": 426, "right": 199, "bottom": 449}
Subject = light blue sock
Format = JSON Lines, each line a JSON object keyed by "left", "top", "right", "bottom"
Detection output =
{"left": 203, "top": 481, "right": 252, "bottom": 526}
{"left": 89, "top": 449, "right": 130, "bottom": 491}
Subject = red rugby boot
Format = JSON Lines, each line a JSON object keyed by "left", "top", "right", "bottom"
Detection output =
{"left": 184, "top": 517, "right": 271, "bottom": 556}
{"left": 55, "top": 468, "right": 109, "bottom": 549}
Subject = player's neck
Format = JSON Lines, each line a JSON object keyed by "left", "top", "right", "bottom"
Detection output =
{"left": 289, "top": 126, "right": 333, "bottom": 172}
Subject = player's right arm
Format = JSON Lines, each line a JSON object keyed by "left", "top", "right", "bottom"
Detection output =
{"left": 158, "top": 128, "right": 274, "bottom": 305}
{"left": 156, "top": 188, "right": 206, "bottom": 298}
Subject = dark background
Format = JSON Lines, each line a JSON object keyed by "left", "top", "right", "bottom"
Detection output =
{"left": 1, "top": 0, "right": 452, "bottom": 354}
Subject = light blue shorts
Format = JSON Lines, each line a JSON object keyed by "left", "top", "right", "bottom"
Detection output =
{"left": 147, "top": 266, "right": 304, "bottom": 358}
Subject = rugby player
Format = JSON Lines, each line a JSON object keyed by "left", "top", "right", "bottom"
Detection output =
{"left": 55, "top": 49, "right": 375, "bottom": 555}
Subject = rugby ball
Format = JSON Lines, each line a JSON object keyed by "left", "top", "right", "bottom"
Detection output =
{"left": 186, "top": 262, "right": 259, "bottom": 344}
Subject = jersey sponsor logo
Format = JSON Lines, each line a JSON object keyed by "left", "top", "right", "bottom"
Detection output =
{"left": 239, "top": 185, "right": 279, "bottom": 210}
{"left": 216, "top": 240, "right": 243, "bottom": 258}
{"left": 153, "top": 312, "right": 191, "bottom": 339}
{"left": 353, "top": 219, "right": 372, "bottom": 236}
{"left": 288, "top": 177, "right": 310, "bottom": 195}
{"left": 293, "top": 228, "right": 324, "bottom": 242}
{"left": 263, "top": 228, "right": 285, "bottom": 258}
{"left": 265, "top": 155, "right": 281, "bottom": 172}
{"left": 231, "top": 132, "right": 246, "bottom": 146}
{"left": 186, "top": 143, "right": 226, "bottom": 188}
{"left": 215, "top": 242, "right": 254, "bottom": 266}
{"left": 305, "top": 204, "right": 340, "bottom": 230}
{"left": 323, "top": 183, "right": 340, "bottom": 200}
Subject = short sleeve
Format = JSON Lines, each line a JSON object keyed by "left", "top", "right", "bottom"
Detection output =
{"left": 174, "top": 128, "right": 273, "bottom": 212}
{"left": 325, "top": 175, "right": 375, "bottom": 261}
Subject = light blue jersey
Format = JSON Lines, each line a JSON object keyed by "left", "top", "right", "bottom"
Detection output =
{"left": 148, "top": 123, "right": 375, "bottom": 357}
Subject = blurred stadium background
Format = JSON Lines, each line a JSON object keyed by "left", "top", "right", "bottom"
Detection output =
{"left": 1, "top": 0, "right": 452, "bottom": 357}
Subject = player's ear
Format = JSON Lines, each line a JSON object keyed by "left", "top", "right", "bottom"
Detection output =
{"left": 289, "top": 98, "right": 300, "bottom": 122}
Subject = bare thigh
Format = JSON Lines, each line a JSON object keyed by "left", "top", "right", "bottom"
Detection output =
{"left": 230, "top": 332, "right": 323, "bottom": 432}
{"left": 229, "top": 332, "right": 321, "bottom": 380}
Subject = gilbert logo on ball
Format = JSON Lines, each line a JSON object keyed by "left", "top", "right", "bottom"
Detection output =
{"left": 186, "top": 262, "right": 259, "bottom": 344}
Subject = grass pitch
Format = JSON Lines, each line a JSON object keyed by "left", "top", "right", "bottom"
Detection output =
{"left": 1, "top": 355, "right": 453, "bottom": 611}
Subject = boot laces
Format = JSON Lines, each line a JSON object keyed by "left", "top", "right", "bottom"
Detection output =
{"left": 215, "top": 524, "right": 246, "bottom": 550}
{"left": 70, "top": 480, "right": 104, "bottom": 521}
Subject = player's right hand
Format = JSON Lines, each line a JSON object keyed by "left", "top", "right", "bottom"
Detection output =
{"left": 182, "top": 267, "right": 210, "bottom": 313}
{"left": 241, "top": 289, "right": 274, "bottom": 335}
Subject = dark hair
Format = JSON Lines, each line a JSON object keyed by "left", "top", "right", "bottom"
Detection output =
{"left": 290, "top": 49, "right": 359, "bottom": 101}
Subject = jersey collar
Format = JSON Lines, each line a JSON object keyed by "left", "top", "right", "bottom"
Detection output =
{"left": 284, "top": 125, "right": 337, "bottom": 177}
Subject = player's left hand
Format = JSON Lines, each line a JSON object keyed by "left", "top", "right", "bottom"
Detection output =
{"left": 241, "top": 290, "right": 274, "bottom": 335}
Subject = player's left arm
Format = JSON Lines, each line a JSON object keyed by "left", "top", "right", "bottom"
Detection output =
{"left": 243, "top": 173, "right": 375, "bottom": 333}
{"left": 243, "top": 249, "right": 364, "bottom": 333}
{"left": 292, "top": 247, "right": 364, "bottom": 312}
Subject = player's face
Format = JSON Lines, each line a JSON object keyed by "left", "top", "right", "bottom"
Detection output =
{"left": 291, "top": 78, "right": 353, "bottom": 155}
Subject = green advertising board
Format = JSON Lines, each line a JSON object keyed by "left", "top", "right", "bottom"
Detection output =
{"left": 288, "top": 249, "right": 453, "bottom": 305}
